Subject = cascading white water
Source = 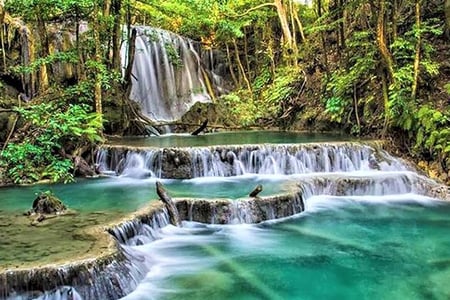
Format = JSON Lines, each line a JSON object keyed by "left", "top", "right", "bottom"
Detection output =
{"left": 91, "top": 141, "right": 449, "bottom": 300}
{"left": 96, "top": 143, "right": 410, "bottom": 178}
{"left": 121, "top": 26, "right": 214, "bottom": 122}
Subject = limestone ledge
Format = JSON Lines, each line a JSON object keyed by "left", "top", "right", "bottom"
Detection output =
{"left": 0, "top": 189, "right": 305, "bottom": 299}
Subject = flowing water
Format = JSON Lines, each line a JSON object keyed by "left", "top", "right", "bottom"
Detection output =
{"left": 120, "top": 26, "right": 219, "bottom": 122}
{"left": 1, "top": 132, "right": 449, "bottom": 300}
{"left": 0, "top": 176, "right": 290, "bottom": 270}
{"left": 121, "top": 195, "right": 450, "bottom": 300}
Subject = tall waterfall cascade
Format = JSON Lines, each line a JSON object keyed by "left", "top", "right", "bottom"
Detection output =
{"left": 121, "top": 26, "right": 222, "bottom": 122}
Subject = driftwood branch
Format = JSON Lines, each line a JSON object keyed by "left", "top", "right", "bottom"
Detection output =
{"left": 249, "top": 184, "right": 263, "bottom": 197}
{"left": 191, "top": 119, "right": 208, "bottom": 136}
{"left": 156, "top": 181, "right": 181, "bottom": 226}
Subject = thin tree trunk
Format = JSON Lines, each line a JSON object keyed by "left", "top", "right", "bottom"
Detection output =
{"left": 75, "top": 5, "right": 84, "bottom": 81}
{"left": 112, "top": 0, "right": 122, "bottom": 72}
{"left": 36, "top": 14, "right": 49, "bottom": 91}
{"left": 392, "top": 0, "right": 398, "bottom": 40}
{"left": 233, "top": 39, "right": 252, "bottom": 93}
{"left": 381, "top": 70, "right": 390, "bottom": 136}
{"left": 445, "top": 0, "right": 450, "bottom": 38}
{"left": 316, "top": 0, "right": 329, "bottom": 76}
{"left": 0, "top": 1, "right": 6, "bottom": 72}
{"left": 376, "top": 0, "right": 395, "bottom": 81}
{"left": 316, "top": 0, "right": 322, "bottom": 20}
{"left": 243, "top": 27, "right": 251, "bottom": 79}
{"left": 123, "top": 28, "right": 136, "bottom": 93}
{"left": 292, "top": 4, "right": 305, "bottom": 42}
{"left": 338, "top": 0, "right": 345, "bottom": 49}
{"left": 274, "top": 0, "right": 295, "bottom": 63}
{"left": 225, "top": 43, "right": 239, "bottom": 87}
{"left": 411, "top": 0, "right": 422, "bottom": 99}
{"left": 353, "top": 83, "right": 360, "bottom": 131}
{"left": 93, "top": 2, "right": 103, "bottom": 117}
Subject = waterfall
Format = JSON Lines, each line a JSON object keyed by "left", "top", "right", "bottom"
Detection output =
{"left": 96, "top": 143, "right": 410, "bottom": 179}
{"left": 121, "top": 26, "right": 217, "bottom": 122}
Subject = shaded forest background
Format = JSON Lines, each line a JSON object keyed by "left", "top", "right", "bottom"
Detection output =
{"left": 0, "top": 0, "right": 449, "bottom": 184}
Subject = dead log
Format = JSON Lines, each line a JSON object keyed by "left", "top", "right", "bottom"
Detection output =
{"left": 156, "top": 181, "right": 181, "bottom": 226}
{"left": 249, "top": 184, "right": 263, "bottom": 197}
{"left": 191, "top": 119, "right": 208, "bottom": 136}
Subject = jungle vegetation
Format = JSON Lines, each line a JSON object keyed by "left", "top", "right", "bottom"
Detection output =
{"left": 0, "top": 0, "right": 449, "bottom": 184}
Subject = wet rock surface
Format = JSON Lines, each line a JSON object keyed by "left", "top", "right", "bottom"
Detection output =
{"left": 27, "top": 191, "right": 67, "bottom": 215}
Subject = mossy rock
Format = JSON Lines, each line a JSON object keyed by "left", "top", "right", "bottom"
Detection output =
{"left": 29, "top": 191, "right": 67, "bottom": 215}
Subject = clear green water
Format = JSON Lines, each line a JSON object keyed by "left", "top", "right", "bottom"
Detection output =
{"left": 108, "top": 131, "right": 349, "bottom": 148}
{"left": 0, "top": 176, "right": 291, "bottom": 269}
{"left": 0, "top": 176, "right": 291, "bottom": 213}
{"left": 124, "top": 195, "right": 450, "bottom": 300}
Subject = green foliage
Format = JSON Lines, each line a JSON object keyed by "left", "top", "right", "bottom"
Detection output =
{"left": 164, "top": 43, "right": 183, "bottom": 68}
{"left": 444, "top": 83, "right": 450, "bottom": 95}
{"left": 221, "top": 91, "right": 259, "bottom": 127}
{"left": 388, "top": 64, "right": 415, "bottom": 130}
{"left": 252, "top": 68, "right": 272, "bottom": 95}
{"left": 11, "top": 51, "right": 78, "bottom": 75}
{"left": 84, "top": 60, "right": 121, "bottom": 91}
{"left": 388, "top": 18, "right": 442, "bottom": 130}
{"left": 5, "top": 0, "right": 93, "bottom": 21}
{"left": 260, "top": 67, "right": 300, "bottom": 118}
{"left": 325, "top": 97, "right": 346, "bottom": 123}
{"left": 0, "top": 102, "right": 103, "bottom": 184}
{"left": 324, "top": 30, "right": 376, "bottom": 124}
{"left": 414, "top": 105, "right": 450, "bottom": 167}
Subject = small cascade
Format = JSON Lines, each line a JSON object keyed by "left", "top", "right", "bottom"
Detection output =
{"left": 96, "top": 143, "right": 409, "bottom": 179}
{"left": 121, "top": 26, "right": 221, "bottom": 122}
{"left": 108, "top": 209, "right": 170, "bottom": 246}
{"left": 296, "top": 171, "right": 441, "bottom": 198}
{"left": 1, "top": 250, "right": 142, "bottom": 300}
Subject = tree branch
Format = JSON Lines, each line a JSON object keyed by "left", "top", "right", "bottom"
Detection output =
{"left": 226, "top": 2, "right": 276, "bottom": 18}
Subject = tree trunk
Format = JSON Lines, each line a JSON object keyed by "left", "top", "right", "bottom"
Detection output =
{"left": 112, "top": 0, "right": 122, "bottom": 72}
{"left": 381, "top": 70, "right": 390, "bottom": 136}
{"left": 392, "top": 0, "right": 398, "bottom": 40}
{"left": 36, "top": 13, "right": 49, "bottom": 92}
{"left": 233, "top": 39, "right": 252, "bottom": 93}
{"left": 225, "top": 43, "right": 239, "bottom": 87}
{"left": 375, "top": 0, "right": 395, "bottom": 81}
{"left": 123, "top": 28, "right": 136, "bottom": 93}
{"left": 93, "top": 2, "right": 103, "bottom": 117}
{"left": 317, "top": 0, "right": 322, "bottom": 19}
{"left": 274, "top": 0, "right": 296, "bottom": 64}
{"left": 243, "top": 27, "right": 251, "bottom": 79}
{"left": 292, "top": 3, "right": 305, "bottom": 42}
{"left": 411, "top": 0, "right": 422, "bottom": 99}
{"left": 338, "top": 0, "right": 346, "bottom": 49}
{"left": 445, "top": 0, "right": 450, "bottom": 38}
{"left": 0, "top": 0, "right": 6, "bottom": 72}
